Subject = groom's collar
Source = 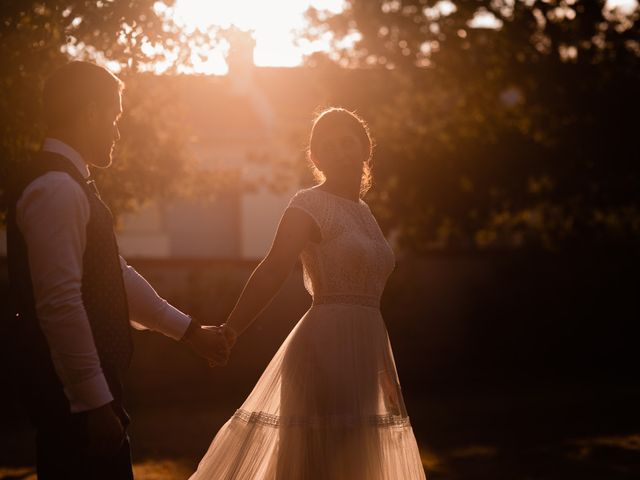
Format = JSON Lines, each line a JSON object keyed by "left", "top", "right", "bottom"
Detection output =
{"left": 42, "top": 138, "right": 91, "bottom": 179}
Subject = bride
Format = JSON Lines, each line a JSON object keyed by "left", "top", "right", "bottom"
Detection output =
{"left": 190, "top": 108, "right": 426, "bottom": 479}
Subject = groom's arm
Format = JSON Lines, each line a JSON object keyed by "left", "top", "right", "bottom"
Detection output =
{"left": 17, "top": 173, "right": 114, "bottom": 412}
{"left": 119, "top": 258, "right": 230, "bottom": 364}
{"left": 118, "top": 257, "right": 191, "bottom": 339}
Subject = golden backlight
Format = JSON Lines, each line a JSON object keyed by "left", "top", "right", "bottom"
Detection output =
{"left": 143, "top": 0, "right": 636, "bottom": 74}
{"left": 154, "top": 0, "right": 347, "bottom": 74}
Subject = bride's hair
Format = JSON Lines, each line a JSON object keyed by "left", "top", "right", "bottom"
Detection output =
{"left": 307, "top": 107, "right": 374, "bottom": 197}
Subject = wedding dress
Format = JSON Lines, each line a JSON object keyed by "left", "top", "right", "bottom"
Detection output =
{"left": 189, "top": 187, "right": 425, "bottom": 479}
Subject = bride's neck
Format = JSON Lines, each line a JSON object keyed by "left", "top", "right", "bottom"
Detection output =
{"left": 319, "top": 178, "right": 361, "bottom": 202}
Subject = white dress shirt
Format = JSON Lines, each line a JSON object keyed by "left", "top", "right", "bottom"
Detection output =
{"left": 16, "top": 138, "right": 191, "bottom": 412}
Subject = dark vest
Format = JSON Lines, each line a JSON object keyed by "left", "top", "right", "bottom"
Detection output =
{"left": 6, "top": 151, "right": 132, "bottom": 417}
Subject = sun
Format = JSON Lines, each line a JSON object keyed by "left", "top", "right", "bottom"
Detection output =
{"left": 154, "top": 0, "right": 347, "bottom": 74}
{"left": 148, "top": 0, "right": 639, "bottom": 75}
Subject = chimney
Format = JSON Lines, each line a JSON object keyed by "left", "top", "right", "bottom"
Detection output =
{"left": 227, "top": 27, "right": 256, "bottom": 92}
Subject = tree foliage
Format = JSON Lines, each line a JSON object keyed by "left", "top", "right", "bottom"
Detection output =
{"left": 2, "top": 1, "right": 638, "bottom": 251}
{"left": 0, "top": 0, "right": 228, "bottom": 218}
{"left": 306, "top": 0, "right": 640, "bottom": 250}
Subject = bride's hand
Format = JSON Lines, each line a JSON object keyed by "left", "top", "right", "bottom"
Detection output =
{"left": 200, "top": 324, "right": 237, "bottom": 367}
{"left": 220, "top": 323, "right": 238, "bottom": 349}
{"left": 202, "top": 324, "right": 237, "bottom": 348}
{"left": 185, "top": 324, "right": 230, "bottom": 366}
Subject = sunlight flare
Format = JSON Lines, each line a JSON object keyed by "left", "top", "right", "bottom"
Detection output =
{"left": 154, "top": 0, "right": 347, "bottom": 73}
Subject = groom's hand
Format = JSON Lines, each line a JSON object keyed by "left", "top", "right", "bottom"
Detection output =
{"left": 183, "top": 322, "right": 230, "bottom": 366}
{"left": 85, "top": 403, "right": 125, "bottom": 458}
{"left": 201, "top": 324, "right": 238, "bottom": 367}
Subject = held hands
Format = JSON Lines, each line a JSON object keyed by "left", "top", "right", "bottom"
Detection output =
{"left": 202, "top": 324, "right": 238, "bottom": 367}
{"left": 182, "top": 318, "right": 238, "bottom": 367}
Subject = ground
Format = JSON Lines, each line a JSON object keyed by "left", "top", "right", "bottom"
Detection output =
{"left": 2, "top": 387, "right": 639, "bottom": 479}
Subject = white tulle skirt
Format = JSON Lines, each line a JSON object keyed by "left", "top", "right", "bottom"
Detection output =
{"left": 189, "top": 304, "right": 426, "bottom": 480}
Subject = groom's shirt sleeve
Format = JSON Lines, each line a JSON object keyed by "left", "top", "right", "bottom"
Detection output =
{"left": 16, "top": 172, "right": 114, "bottom": 413}
{"left": 119, "top": 258, "right": 191, "bottom": 339}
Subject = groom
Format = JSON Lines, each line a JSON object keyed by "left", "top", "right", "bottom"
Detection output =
{"left": 5, "top": 61, "right": 231, "bottom": 479}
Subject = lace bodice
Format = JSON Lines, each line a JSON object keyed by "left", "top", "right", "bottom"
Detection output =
{"left": 287, "top": 187, "right": 396, "bottom": 306}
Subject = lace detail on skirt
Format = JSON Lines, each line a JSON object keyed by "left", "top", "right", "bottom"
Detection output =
{"left": 312, "top": 294, "right": 380, "bottom": 309}
{"left": 233, "top": 409, "right": 411, "bottom": 429}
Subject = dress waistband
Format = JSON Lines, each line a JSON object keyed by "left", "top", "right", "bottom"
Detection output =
{"left": 312, "top": 294, "right": 380, "bottom": 308}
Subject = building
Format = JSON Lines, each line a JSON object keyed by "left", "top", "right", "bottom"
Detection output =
{"left": 1, "top": 32, "right": 347, "bottom": 260}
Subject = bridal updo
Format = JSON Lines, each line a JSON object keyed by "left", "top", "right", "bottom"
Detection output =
{"left": 307, "top": 107, "right": 374, "bottom": 197}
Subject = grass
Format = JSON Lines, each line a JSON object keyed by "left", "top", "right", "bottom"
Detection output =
{"left": 2, "top": 388, "right": 639, "bottom": 479}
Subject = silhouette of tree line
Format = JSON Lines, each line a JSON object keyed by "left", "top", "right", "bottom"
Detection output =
{"left": 305, "top": 0, "right": 639, "bottom": 251}
{"left": 1, "top": 0, "right": 638, "bottom": 251}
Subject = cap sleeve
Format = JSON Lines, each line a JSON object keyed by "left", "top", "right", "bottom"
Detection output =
{"left": 286, "top": 188, "right": 325, "bottom": 235}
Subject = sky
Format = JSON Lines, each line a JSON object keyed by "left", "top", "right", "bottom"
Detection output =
{"left": 144, "top": 0, "right": 639, "bottom": 74}
{"left": 152, "top": 0, "right": 348, "bottom": 74}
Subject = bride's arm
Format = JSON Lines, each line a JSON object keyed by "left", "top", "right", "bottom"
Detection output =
{"left": 224, "top": 207, "right": 319, "bottom": 337}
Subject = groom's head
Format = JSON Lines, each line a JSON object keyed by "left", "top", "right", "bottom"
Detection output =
{"left": 43, "top": 61, "right": 124, "bottom": 168}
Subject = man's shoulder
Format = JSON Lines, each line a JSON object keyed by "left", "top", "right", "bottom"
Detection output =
{"left": 13, "top": 151, "right": 85, "bottom": 201}
{"left": 18, "top": 170, "right": 88, "bottom": 215}
{"left": 23, "top": 170, "right": 84, "bottom": 197}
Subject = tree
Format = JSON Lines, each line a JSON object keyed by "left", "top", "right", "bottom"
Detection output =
{"left": 305, "top": 0, "right": 640, "bottom": 251}
{"left": 0, "top": 0, "right": 228, "bottom": 218}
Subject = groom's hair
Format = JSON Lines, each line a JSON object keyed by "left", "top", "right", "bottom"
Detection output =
{"left": 43, "top": 61, "right": 124, "bottom": 128}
